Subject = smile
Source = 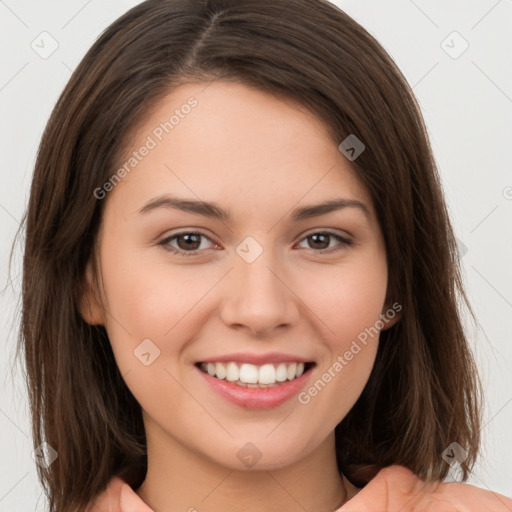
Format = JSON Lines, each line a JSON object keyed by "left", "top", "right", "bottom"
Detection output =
{"left": 198, "top": 361, "right": 315, "bottom": 387}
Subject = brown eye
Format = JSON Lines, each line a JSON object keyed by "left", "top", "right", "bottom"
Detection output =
{"left": 175, "top": 233, "right": 202, "bottom": 251}
{"left": 159, "top": 232, "right": 215, "bottom": 256}
{"left": 307, "top": 233, "right": 330, "bottom": 250}
{"left": 297, "top": 231, "right": 353, "bottom": 252}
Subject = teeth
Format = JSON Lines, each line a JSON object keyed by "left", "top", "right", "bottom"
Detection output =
{"left": 258, "top": 364, "right": 276, "bottom": 384}
{"left": 275, "top": 363, "right": 287, "bottom": 382}
{"left": 239, "top": 363, "right": 258, "bottom": 384}
{"left": 200, "top": 361, "right": 310, "bottom": 385}
{"left": 226, "top": 362, "right": 239, "bottom": 382}
{"left": 215, "top": 362, "right": 227, "bottom": 380}
{"left": 286, "top": 363, "right": 296, "bottom": 381}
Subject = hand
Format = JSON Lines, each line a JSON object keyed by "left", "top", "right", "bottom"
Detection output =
{"left": 338, "top": 465, "right": 512, "bottom": 511}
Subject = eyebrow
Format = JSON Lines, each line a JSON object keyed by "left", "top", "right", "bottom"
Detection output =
{"left": 138, "top": 194, "right": 370, "bottom": 222}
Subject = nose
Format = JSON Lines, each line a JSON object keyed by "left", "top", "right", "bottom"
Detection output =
{"left": 219, "top": 246, "right": 300, "bottom": 337}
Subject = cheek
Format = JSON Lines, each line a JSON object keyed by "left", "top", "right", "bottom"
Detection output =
{"left": 98, "top": 246, "right": 219, "bottom": 367}
{"left": 301, "top": 252, "right": 388, "bottom": 343}
{"left": 97, "top": 252, "right": 211, "bottom": 415}
{"left": 101, "top": 236, "right": 387, "bottom": 365}
{"left": 296, "top": 253, "right": 387, "bottom": 418}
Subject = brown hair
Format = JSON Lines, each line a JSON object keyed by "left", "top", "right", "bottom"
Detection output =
{"left": 14, "top": 0, "right": 482, "bottom": 510}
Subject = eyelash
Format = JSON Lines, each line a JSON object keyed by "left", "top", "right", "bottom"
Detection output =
{"left": 158, "top": 230, "right": 354, "bottom": 257}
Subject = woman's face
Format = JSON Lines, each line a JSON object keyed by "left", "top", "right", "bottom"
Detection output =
{"left": 81, "top": 80, "right": 398, "bottom": 471}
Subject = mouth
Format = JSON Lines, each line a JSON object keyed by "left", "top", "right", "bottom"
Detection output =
{"left": 196, "top": 361, "right": 316, "bottom": 388}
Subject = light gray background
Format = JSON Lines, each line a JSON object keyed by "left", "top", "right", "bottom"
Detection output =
{"left": 1, "top": 1, "right": 511, "bottom": 510}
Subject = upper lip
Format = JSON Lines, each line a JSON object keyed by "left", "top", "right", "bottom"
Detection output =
{"left": 198, "top": 352, "right": 314, "bottom": 365}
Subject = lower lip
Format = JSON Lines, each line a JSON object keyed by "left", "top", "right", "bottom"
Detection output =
{"left": 196, "top": 366, "right": 313, "bottom": 409}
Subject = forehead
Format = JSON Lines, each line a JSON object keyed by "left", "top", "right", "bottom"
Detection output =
{"left": 108, "top": 80, "right": 376, "bottom": 222}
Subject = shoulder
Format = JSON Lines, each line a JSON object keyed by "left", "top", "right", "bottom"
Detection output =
{"left": 340, "top": 465, "right": 512, "bottom": 512}
{"left": 86, "top": 475, "right": 155, "bottom": 512}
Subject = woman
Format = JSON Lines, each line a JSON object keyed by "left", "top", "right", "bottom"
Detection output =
{"left": 15, "top": 0, "right": 511, "bottom": 510}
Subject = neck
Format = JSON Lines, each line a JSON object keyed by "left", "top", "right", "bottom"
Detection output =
{"left": 136, "top": 419, "right": 350, "bottom": 512}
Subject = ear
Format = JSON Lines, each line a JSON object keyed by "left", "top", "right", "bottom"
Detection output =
{"left": 78, "top": 259, "right": 106, "bottom": 325}
{"left": 380, "top": 301, "right": 402, "bottom": 330}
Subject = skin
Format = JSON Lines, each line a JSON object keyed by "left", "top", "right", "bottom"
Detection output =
{"left": 80, "top": 79, "right": 401, "bottom": 511}
{"left": 339, "top": 465, "right": 512, "bottom": 511}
